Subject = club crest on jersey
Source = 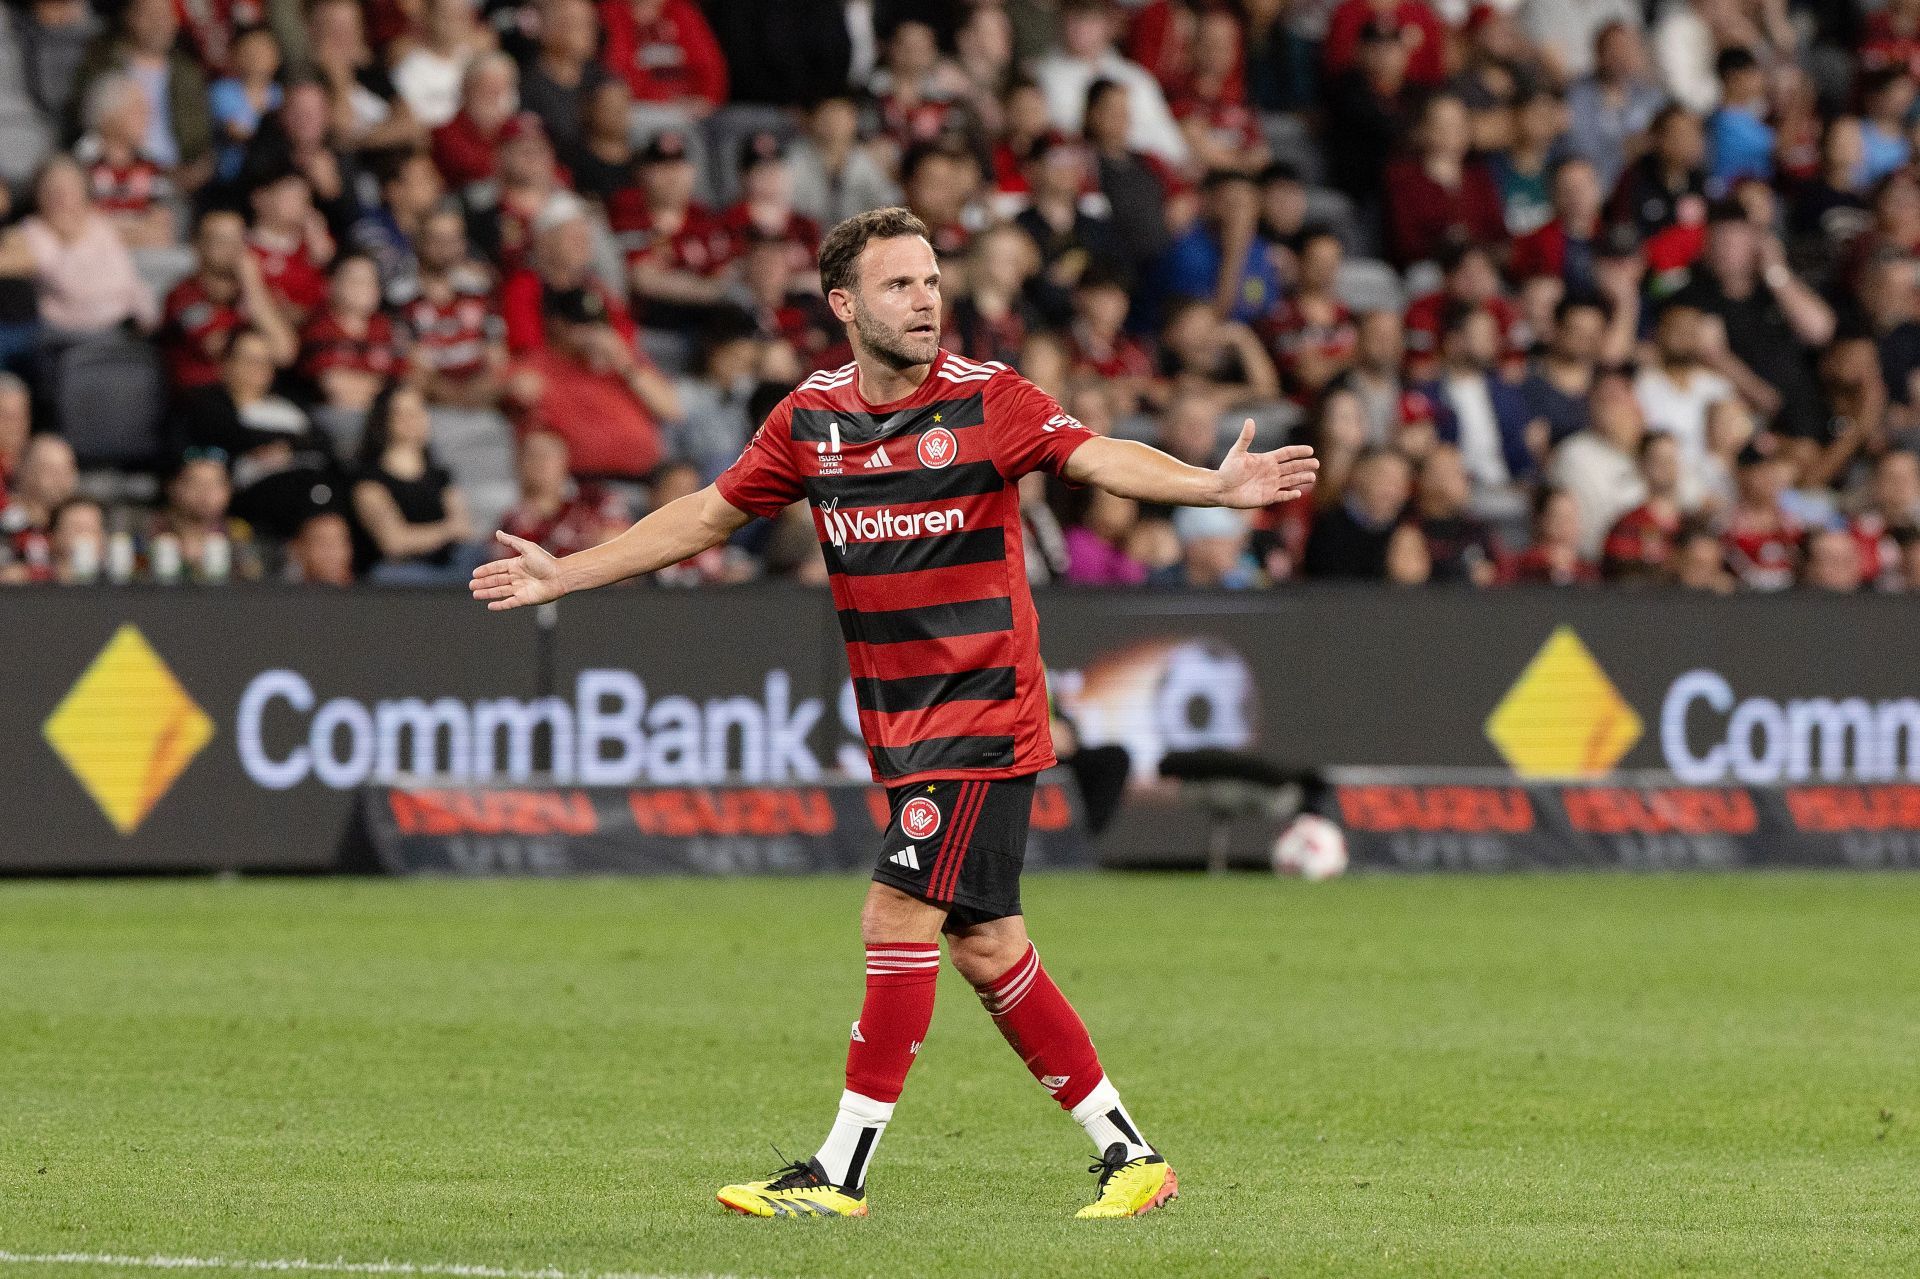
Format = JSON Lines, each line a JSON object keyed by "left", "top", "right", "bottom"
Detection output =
{"left": 918, "top": 426, "right": 958, "bottom": 469}
{"left": 901, "top": 796, "right": 941, "bottom": 840}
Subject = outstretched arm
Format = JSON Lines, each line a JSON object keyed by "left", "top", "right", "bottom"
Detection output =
{"left": 469, "top": 483, "right": 755, "bottom": 610}
{"left": 1063, "top": 420, "right": 1318, "bottom": 509}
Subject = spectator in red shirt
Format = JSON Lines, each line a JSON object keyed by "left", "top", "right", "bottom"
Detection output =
{"left": 161, "top": 207, "right": 297, "bottom": 392}
{"left": 721, "top": 132, "right": 822, "bottom": 276}
{"left": 870, "top": 19, "right": 965, "bottom": 150}
{"left": 76, "top": 72, "right": 176, "bottom": 248}
{"left": 1722, "top": 440, "right": 1803, "bottom": 590}
{"left": 499, "top": 198, "right": 636, "bottom": 355}
{"left": 608, "top": 129, "right": 737, "bottom": 328}
{"left": 598, "top": 0, "right": 727, "bottom": 115}
{"left": 1509, "top": 157, "right": 1610, "bottom": 297}
{"left": 1384, "top": 92, "right": 1508, "bottom": 268}
{"left": 1404, "top": 242, "right": 1525, "bottom": 380}
{"left": 1509, "top": 486, "right": 1598, "bottom": 585}
{"left": 247, "top": 169, "right": 333, "bottom": 322}
{"left": 299, "top": 252, "right": 403, "bottom": 411}
{"left": 430, "top": 53, "right": 521, "bottom": 191}
{"left": 1602, "top": 431, "right": 1687, "bottom": 582}
{"left": 1264, "top": 225, "right": 1358, "bottom": 403}
{"left": 1324, "top": 0, "right": 1447, "bottom": 90}
{"left": 1851, "top": 447, "right": 1920, "bottom": 589}
{"left": 1170, "top": 9, "right": 1267, "bottom": 176}
{"left": 499, "top": 429, "right": 633, "bottom": 556}
{"left": 1065, "top": 269, "right": 1156, "bottom": 413}
{"left": 503, "top": 285, "right": 677, "bottom": 477}
{"left": 391, "top": 206, "right": 504, "bottom": 407}
{"left": 486, "top": 113, "right": 577, "bottom": 274}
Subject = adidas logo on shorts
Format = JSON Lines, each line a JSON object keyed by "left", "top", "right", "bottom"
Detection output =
{"left": 888, "top": 844, "right": 921, "bottom": 870}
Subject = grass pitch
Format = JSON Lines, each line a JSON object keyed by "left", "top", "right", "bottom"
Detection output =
{"left": 2, "top": 872, "right": 1916, "bottom": 1278}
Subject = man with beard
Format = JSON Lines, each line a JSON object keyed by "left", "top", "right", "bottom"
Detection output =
{"left": 470, "top": 207, "right": 1318, "bottom": 1220}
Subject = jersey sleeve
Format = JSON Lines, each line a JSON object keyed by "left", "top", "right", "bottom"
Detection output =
{"left": 715, "top": 397, "right": 806, "bottom": 518}
{"left": 982, "top": 371, "right": 1101, "bottom": 480}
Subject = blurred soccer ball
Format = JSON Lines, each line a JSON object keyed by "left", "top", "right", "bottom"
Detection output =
{"left": 1271, "top": 814, "right": 1348, "bottom": 882}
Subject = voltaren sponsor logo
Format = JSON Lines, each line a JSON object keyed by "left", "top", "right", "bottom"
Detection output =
{"left": 822, "top": 502, "right": 967, "bottom": 549}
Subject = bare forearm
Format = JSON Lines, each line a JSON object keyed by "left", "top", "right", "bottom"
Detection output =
{"left": 555, "top": 486, "right": 748, "bottom": 593}
{"left": 1065, "top": 437, "right": 1224, "bottom": 505}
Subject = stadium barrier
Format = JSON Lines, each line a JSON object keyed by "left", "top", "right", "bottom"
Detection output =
{"left": 6, "top": 585, "right": 1919, "bottom": 873}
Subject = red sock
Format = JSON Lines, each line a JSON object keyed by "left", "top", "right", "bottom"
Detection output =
{"left": 845, "top": 942, "right": 939, "bottom": 1103}
{"left": 976, "top": 943, "right": 1103, "bottom": 1111}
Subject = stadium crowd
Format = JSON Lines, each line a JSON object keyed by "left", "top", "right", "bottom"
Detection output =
{"left": 0, "top": 0, "right": 1916, "bottom": 592}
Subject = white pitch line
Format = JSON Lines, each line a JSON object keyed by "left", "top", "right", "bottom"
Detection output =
{"left": 0, "top": 1254, "right": 764, "bottom": 1279}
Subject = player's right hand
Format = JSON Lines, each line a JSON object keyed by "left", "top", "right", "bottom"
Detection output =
{"left": 470, "top": 531, "right": 566, "bottom": 611}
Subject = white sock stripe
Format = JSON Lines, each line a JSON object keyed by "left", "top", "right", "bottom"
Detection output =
{"left": 981, "top": 949, "right": 1039, "bottom": 1009}
{"left": 864, "top": 946, "right": 940, "bottom": 956}
{"left": 991, "top": 983, "right": 1037, "bottom": 1016}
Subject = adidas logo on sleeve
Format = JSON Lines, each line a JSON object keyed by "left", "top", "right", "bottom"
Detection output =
{"left": 887, "top": 845, "right": 921, "bottom": 870}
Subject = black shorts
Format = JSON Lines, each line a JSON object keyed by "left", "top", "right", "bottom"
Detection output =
{"left": 871, "top": 775, "right": 1035, "bottom": 927}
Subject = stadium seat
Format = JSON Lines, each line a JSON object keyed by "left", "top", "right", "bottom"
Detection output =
{"left": 429, "top": 407, "right": 518, "bottom": 534}
{"left": 51, "top": 336, "right": 168, "bottom": 469}
{"left": 1336, "top": 258, "right": 1406, "bottom": 315}
{"left": 1260, "top": 112, "right": 1323, "bottom": 185}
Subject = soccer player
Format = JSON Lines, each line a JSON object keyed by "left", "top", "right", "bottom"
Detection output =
{"left": 469, "top": 207, "right": 1318, "bottom": 1218}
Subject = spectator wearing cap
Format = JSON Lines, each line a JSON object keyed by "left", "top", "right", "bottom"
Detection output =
{"left": 0, "top": 434, "right": 77, "bottom": 583}
{"left": 500, "top": 200, "right": 634, "bottom": 355}
{"left": 521, "top": 0, "right": 613, "bottom": 158}
{"left": 499, "top": 429, "right": 633, "bottom": 557}
{"left": 1160, "top": 169, "right": 1283, "bottom": 326}
{"left": 298, "top": 253, "right": 403, "bottom": 412}
{"left": 1668, "top": 204, "right": 1834, "bottom": 443}
{"left": 788, "top": 97, "right": 903, "bottom": 230}
{"left": 1383, "top": 92, "right": 1506, "bottom": 269}
{"left": 1302, "top": 444, "right": 1412, "bottom": 580}
{"left": 1013, "top": 136, "right": 1125, "bottom": 320}
{"left": 1033, "top": 0, "right": 1188, "bottom": 166}
{"left": 246, "top": 169, "right": 334, "bottom": 323}
{"left": 74, "top": 73, "right": 178, "bottom": 251}
{"left": 1262, "top": 225, "right": 1357, "bottom": 404}
{"left": 0, "top": 156, "right": 159, "bottom": 347}
{"left": 161, "top": 208, "right": 298, "bottom": 393}
{"left": 598, "top": 0, "right": 728, "bottom": 117}
{"left": 1508, "top": 486, "right": 1598, "bottom": 585}
{"left": 1605, "top": 104, "right": 1708, "bottom": 270}
{"left": 1170, "top": 10, "right": 1270, "bottom": 177}
{"left": 1565, "top": 21, "right": 1665, "bottom": 199}
{"left": 177, "top": 325, "right": 339, "bottom": 541}
{"left": 1083, "top": 79, "right": 1178, "bottom": 283}
{"left": 351, "top": 380, "right": 479, "bottom": 583}
{"left": 1322, "top": 14, "right": 1413, "bottom": 214}
{"left": 608, "top": 129, "right": 738, "bottom": 331}
{"left": 1634, "top": 300, "right": 1735, "bottom": 499}
{"left": 1705, "top": 48, "right": 1774, "bottom": 196}
{"left": 350, "top": 151, "right": 447, "bottom": 292}
{"left": 1161, "top": 504, "right": 1260, "bottom": 588}
{"left": 1420, "top": 302, "right": 1540, "bottom": 507}
{"left": 945, "top": 225, "right": 1041, "bottom": 367}
{"left": 1323, "top": 0, "right": 1445, "bottom": 89}
{"left": 430, "top": 54, "right": 522, "bottom": 190}
{"left": 1601, "top": 430, "right": 1687, "bottom": 583}
{"left": 393, "top": 0, "right": 497, "bottom": 130}
{"left": 1799, "top": 526, "right": 1864, "bottom": 593}
{"left": 70, "top": 0, "right": 213, "bottom": 189}
{"left": 209, "top": 26, "right": 284, "bottom": 187}
{"left": 503, "top": 284, "right": 675, "bottom": 478}
{"left": 147, "top": 449, "right": 264, "bottom": 582}
{"left": 1487, "top": 85, "right": 1569, "bottom": 240}
{"left": 390, "top": 206, "right": 504, "bottom": 408}
{"left": 1548, "top": 370, "right": 1646, "bottom": 557}
{"left": 285, "top": 509, "right": 356, "bottom": 584}
{"left": 1852, "top": 449, "right": 1920, "bottom": 589}
{"left": 1410, "top": 443, "right": 1501, "bottom": 586}
{"left": 720, "top": 134, "right": 822, "bottom": 278}
{"left": 1721, "top": 438, "right": 1802, "bottom": 590}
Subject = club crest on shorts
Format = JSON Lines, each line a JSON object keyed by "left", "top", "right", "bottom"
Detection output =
{"left": 918, "top": 426, "right": 957, "bottom": 470}
{"left": 901, "top": 796, "right": 942, "bottom": 840}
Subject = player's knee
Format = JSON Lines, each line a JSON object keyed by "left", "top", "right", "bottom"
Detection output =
{"left": 860, "top": 883, "right": 941, "bottom": 945}
{"left": 949, "top": 930, "right": 1027, "bottom": 988}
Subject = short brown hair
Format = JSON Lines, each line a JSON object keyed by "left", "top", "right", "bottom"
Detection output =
{"left": 817, "top": 206, "right": 932, "bottom": 296}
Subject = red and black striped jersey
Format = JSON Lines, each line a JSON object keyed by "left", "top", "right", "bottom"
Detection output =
{"left": 717, "top": 350, "right": 1099, "bottom": 786}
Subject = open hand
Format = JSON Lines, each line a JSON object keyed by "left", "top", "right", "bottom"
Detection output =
{"left": 469, "top": 531, "right": 565, "bottom": 611}
{"left": 1211, "top": 421, "right": 1318, "bottom": 508}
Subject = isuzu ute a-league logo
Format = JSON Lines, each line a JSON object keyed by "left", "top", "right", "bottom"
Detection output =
{"left": 901, "top": 796, "right": 941, "bottom": 840}
{"left": 44, "top": 625, "right": 214, "bottom": 834}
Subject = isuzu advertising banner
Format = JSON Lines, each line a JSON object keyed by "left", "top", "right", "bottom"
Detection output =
{"left": 5, "top": 586, "right": 1918, "bottom": 872}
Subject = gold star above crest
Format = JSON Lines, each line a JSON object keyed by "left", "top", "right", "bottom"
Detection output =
{"left": 932, "top": 413, "right": 943, "bottom": 423}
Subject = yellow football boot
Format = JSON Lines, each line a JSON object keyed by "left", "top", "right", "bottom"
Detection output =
{"left": 716, "top": 1157, "right": 868, "bottom": 1218}
{"left": 1075, "top": 1143, "right": 1178, "bottom": 1219}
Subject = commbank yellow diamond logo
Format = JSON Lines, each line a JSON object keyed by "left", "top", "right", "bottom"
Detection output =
{"left": 43, "top": 624, "right": 214, "bottom": 834}
{"left": 1485, "top": 625, "right": 1642, "bottom": 778}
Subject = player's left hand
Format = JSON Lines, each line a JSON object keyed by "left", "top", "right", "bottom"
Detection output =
{"left": 1211, "top": 421, "right": 1318, "bottom": 509}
